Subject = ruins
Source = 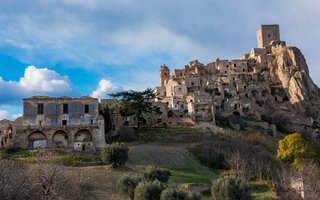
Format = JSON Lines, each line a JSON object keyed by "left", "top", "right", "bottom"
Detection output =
{"left": 1, "top": 24, "right": 320, "bottom": 150}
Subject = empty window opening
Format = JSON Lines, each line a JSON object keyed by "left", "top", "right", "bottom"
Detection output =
{"left": 63, "top": 104, "right": 68, "bottom": 114}
{"left": 38, "top": 103, "right": 44, "bottom": 114}
{"left": 268, "top": 34, "right": 271, "bottom": 37}
{"left": 191, "top": 82, "right": 194, "bottom": 86}
{"left": 275, "top": 96, "right": 278, "bottom": 101}
{"left": 85, "top": 105, "right": 89, "bottom": 113}
{"left": 234, "top": 64, "right": 236, "bottom": 67}
{"left": 62, "top": 120, "right": 67, "bottom": 125}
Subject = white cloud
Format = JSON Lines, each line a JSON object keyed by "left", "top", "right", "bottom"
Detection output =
{"left": 91, "top": 79, "right": 121, "bottom": 99}
{"left": 19, "top": 66, "right": 72, "bottom": 92}
{"left": 0, "top": 66, "right": 78, "bottom": 106}
{"left": 0, "top": 110, "right": 21, "bottom": 120}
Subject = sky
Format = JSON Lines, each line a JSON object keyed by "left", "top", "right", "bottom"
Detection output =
{"left": 0, "top": 0, "right": 320, "bottom": 120}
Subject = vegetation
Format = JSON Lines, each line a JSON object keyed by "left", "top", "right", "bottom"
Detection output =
{"left": 103, "top": 106, "right": 113, "bottom": 134}
{"left": 101, "top": 142, "right": 129, "bottom": 167}
{"left": 117, "top": 175, "right": 142, "bottom": 200}
{"left": 277, "top": 133, "right": 316, "bottom": 168}
{"left": 160, "top": 187, "right": 201, "bottom": 200}
{"left": 134, "top": 181, "right": 165, "bottom": 200}
{"left": 110, "top": 88, "right": 160, "bottom": 128}
{"left": 144, "top": 166, "right": 171, "bottom": 183}
{"left": 211, "top": 176, "right": 251, "bottom": 200}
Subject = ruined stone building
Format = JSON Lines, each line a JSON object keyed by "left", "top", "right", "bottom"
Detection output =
{"left": 1, "top": 96, "right": 106, "bottom": 151}
{"left": 155, "top": 25, "right": 320, "bottom": 134}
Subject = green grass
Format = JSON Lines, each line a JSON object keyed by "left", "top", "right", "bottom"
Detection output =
{"left": 250, "top": 180, "right": 275, "bottom": 199}
{"left": 169, "top": 167, "right": 216, "bottom": 185}
{"left": 62, "top": 154, "right": 101, "bottom": 166}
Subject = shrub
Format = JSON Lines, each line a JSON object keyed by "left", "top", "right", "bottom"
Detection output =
{"left": 144, "top": 166, "right": 171, "bottom": 183}
{"left": 256, "top": 196, "right": 280, "bottom": 200}
{"left": 160, "top": 188, "right": 187, "bottom": 200}
{"left": 211, "top": 176, "right": 251, "bottom": 200}
{"left": 186, "top": 191, "right": 202, "bottom": 200}
{"left": 134, "top": 181, "right": 165, "bottom": 200}
{"left": 277, "top": 133, "right": 316, "bottom": 168}
{"left": 117, "top": 175, "right": 142, "bottom": 200}
{"left": 100, "top": 142, "right": 129, "bottom": 167}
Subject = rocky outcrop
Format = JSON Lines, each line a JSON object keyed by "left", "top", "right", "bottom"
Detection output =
{"left": 270, "top": 45, "right": 320, "bottom": 113}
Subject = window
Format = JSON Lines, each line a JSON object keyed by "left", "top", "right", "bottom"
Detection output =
{"left": 234, "top": 64, "right": 236, "bottom": 67}
{"left": 268, "top": 34, "right": 271, "bottom": 37}
{"left": 62, "top": 120, "right": 67, "bottom": 125}
{"left": 90, "top": 119, "right": 93, "bottom": 125}
{"left": 63, "top": 104, "right": 68, "bottom": 114}
{"left": 38, "top": 103, "right": 44, "bottom": 114}
{"left": 244, "top": 86, "right": 246, "bottom": 89}
{"left": 226, "top": 65, "right": 229, "bottom": 68}
{"left": 191, "top": 82, "right": 194, "bottom": 86}
{"left": 85, "top": 105, "right": 89, "bottom": 113}
{"left": 112, "top": 124, "right": 116, "bottom": 130}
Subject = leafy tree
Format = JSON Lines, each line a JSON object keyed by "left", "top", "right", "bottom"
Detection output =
{"left": 103, "top": 106, "right": 112, "bottom": 134}
{"left": 211, "top": 176, "right": 251, "bottom": 200}
{"left": 117, "top": 175, "right": 142, "bottom": 200}
{"left": 100, "top": 142, "right": 129, "bottom": 168}
{"left": 110, "top": 88, "right": 160, "bottom": 128}
{"left": 255, "top": 196, "right": 280, "bottom": 200}
{"left": 134, "top": 181, "right": 165, "bottom": 200}
{"left": 160, "top": 187, "right": 202, "bottom": 200}
{"left": 277, "top": 133, "right": 316, "bottom": 168}
{"left": 143, "top": 166, "right": 171, "bottom": 183}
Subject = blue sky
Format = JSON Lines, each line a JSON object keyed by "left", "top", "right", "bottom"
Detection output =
{"left": 0, "top": 0, "right": 320, "bottom": 120}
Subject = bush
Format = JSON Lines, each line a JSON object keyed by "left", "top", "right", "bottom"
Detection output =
{"left": 160, "top": 188, "right": 187, "bottom": 200}
{"left": 160, "top": 187, "right": 201, "bottom": 200}
{"left": 277, "top": 133, "right": 316, "bottom": 168}
{"left": 100, "top": 142, "right": 129, "bottom": 167}
{"left": 211, "top": 176, "right": 251, "bottom": 200}
{"left": 144, "top": 166, "right": 171, "bottom": 183}
{"left": 117, "top": 175, "right": 142, "bottom": 200}
{"left": 255, "top": 196, "right": 280, "bottom": 200}
{"left": 134, "top": 181, "right": 165, "bottom": 200}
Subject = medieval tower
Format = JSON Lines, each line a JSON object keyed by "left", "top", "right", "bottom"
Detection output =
{"left": 257, "top": 24, "right": 280, "bottom": 48}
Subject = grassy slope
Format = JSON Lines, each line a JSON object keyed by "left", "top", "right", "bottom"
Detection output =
{"left": 0, "top": 125, "right": 283, "bottom": 199}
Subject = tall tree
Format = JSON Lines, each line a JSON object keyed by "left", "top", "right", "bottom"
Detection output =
{"left": 110, "top": 88, "right": 159, "bottom": 128}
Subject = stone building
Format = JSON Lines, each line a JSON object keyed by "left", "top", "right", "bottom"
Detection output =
{"left": 155, "top": 24, "right": 320, "bottom": 132}
{"left": 7, "top": 96, "right": 106, "bottom": 151}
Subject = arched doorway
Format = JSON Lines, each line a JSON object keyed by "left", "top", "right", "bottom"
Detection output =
{"left": 28, "top": 131, "right": 47, "bottom": 149}
{"left": 74, "top": 129, "right": 93, "bottom": 151}
{"left": 52, "top": 130, "right": 68, "bottom": 148}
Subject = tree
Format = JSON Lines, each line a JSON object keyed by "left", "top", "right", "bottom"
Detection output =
{"left": 103, "top": 106, "right": 112, "bottom": 134}
{"left": 101, "top": 142, "right": 129, "bottom": 168}
{"left": 277, "top": 133, "right": 316, "bottom": 168}
{"left": 110, "top": 88, "right": 160, "bottom": 128}
{"left": 211, "top": 176, "right": 251, "bottom": 200}
{"left": 134, "top": 181, "right": 165, "bottom": 200}
{"left": 117, "top": 175, "right": 142, "bottom": 200}
{"left": 143, "top": 166, "right": 171, "bottom": 183}
{"left": 160, "top": 187, "right": 202, "bottom": 200}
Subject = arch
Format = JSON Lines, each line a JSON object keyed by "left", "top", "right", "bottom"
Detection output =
{"left": 74, "top": 129, "right": 92, "bottom": 142}
{"left": 74, "top": 129, "right": 93, "bottom": 151}
{"left": 251, "top": 90, "right": 259, "bottom": 98}
{"left": 233, "top": 111, "right": 240, "bottom": 116}
{"left": 52, "top": 130, "right": 68, "bottom": 148}
{"left": 28, "top": 131, "right": 47, "bottom": 149}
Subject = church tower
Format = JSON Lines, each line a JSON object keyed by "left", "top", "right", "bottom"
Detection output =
{"left": 160, "top": 64, "right": 170, "bottom": 87}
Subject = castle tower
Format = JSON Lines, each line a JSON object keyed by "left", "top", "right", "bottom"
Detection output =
{"left": 160, "top": 64, "right": 170, "bottom": 87}
{"left": 257, "top": 25, "right": 280, "bottom": 48}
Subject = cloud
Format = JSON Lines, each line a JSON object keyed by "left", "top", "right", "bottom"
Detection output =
{"left": 91, "top": 79, "right": 122, "bottom": 99}
{"left": 0, "top": 66, "right": 79, "bottom": 106}
{"left": 0, "top": 110, "right": 21, "bottom": 120}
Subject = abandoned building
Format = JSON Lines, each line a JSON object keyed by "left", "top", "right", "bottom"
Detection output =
{"left": 1, "top": 96, "right": 106, "bottom": 151}
{"left": 154, "top": 24, "right": 320, "bottom": 133}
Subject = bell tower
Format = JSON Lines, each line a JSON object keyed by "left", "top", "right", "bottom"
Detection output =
{"left": 160, "top": 64, "right": 170, "bottom": 87}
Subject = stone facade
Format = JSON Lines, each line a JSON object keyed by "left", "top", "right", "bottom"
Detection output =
{"left": 155, "top": 24, "right": 320, "bottom": 132}
{"left": 3, "top": 96, "right": 106, "bottom": 151}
